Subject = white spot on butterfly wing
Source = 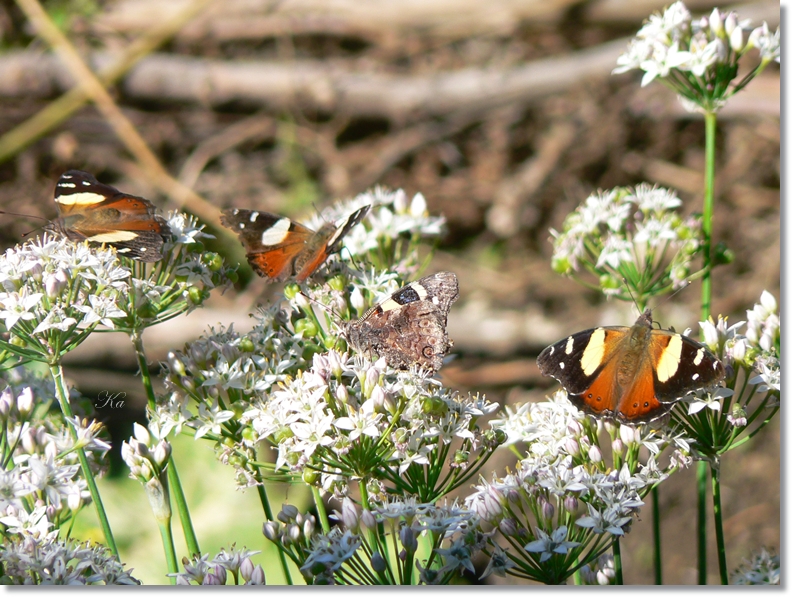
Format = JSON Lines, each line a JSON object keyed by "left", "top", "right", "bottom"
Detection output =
{"left": 581, "top": 328, "right": 606, "bottom": 376}
{"left": 260, "top": 218, "right": 291, "bottom": 245}
{"left": 250, "top": 212, "right": 259, "bottom": 222}
{"left": 565, "top": 336, "right": 574, "bottom": 355}
{"left": 559, "top": 362, "right": 565, "bottom": 370}
{"left": 55, "top": 192, "right": 105, "bottom": 206}
{"left": 656, "top": 335, "right": 683, "bottom": 383}
{"left": 58, "top": 182, "right": 76, "bottom": 188}
{"left": 693, "top": 347, "right": 704, "bottom": 366}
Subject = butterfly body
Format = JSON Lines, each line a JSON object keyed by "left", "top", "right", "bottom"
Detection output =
{"left": 221, "top": 206, "right": 370, "bottom": 282}
{"left": 344, "top": 271, "right": 459, "bottom": 372}
{"left": 537, "top": 309, "right": 725, "bottom": 424}
{"left": 52, "top": 170, "right": 171, "bottom": 262}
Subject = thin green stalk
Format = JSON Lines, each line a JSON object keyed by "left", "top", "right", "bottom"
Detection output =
{"left": 612, "top": 539, "right": 624, "bottom": 585}
{"left": 696, "top": 460, "right": 707, "bottom": 584}
{"left": 253, "top": 471, "right": 293, "bottom": 585}
{"left": 131, "top": 331, "right": 200, "bottom": 556}
{"left": 157, "top": 516, "right": 178, "bottom": 585}
{"left": 652, "top": 486, "right": 662, "bottom": 584}
{"left": 700, "top": 110, "right": 717, "bottom": 323}
{"left": 711, "top": 466, "right": 729, "bottom": 584}
{"left": 311, "top": 485, "right": 331, "bottom": 533}
{"left": 49, "top": 363, "right": 119, "bottom": 558}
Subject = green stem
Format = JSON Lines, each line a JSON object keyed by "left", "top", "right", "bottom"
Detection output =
{"left": 311, "top": 485, "right": 331, "bottom": 533}
{"left": 49, "top": 363, "right": 119, "bottom": 558}
{"left": 131, "top": 331, "right": 200, "bottom": 557}
{"left": 157, "top": 517, "right": 178, "bottom": 585}
{"left": 652, "top": 486, "right": 662, "bottom": 585}
{"left": 700, "top": 110, "right": 717, "bottom": 324}
{"left": 253, "top": 470, "right": 293, "bottom": 585}
{"left": 696, "top": 460, "right": 708, "bottom": 584}
{"left": 612, "top": 539, "right": 624, "bottom": 585}
{"left": 711, "top": 465, "right": 729, "bottom": 584}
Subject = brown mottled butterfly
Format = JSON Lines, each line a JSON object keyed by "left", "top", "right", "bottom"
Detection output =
{"left": 342, "top": 271, "right": 459, "bottom": 372}
{"left": 537, "top": 309, "right": 725, "bottom": 424}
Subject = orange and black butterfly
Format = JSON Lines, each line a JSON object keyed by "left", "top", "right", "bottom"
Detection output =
{"left": 50, "top": 170, "right": 171, "bottom": 262}
{"left": 221, "top": 205, "right": 370, "bottom": 283}
{"left": 537, "top": 309, "right": 725, "bottom": 424}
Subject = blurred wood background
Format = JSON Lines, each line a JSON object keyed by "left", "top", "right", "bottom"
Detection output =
{"left": 0, "top": 0, "right": 780, "bottom": 585}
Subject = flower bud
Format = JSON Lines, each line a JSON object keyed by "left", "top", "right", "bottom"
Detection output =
{"left": 239, "top": 557, "right": 255, "bottom": 582}
{"left": 619, "top": 424, "right": 635, "bottom": 446}
{"left": 213, "top": 566, "right": 227, "bottom": 585}
{"left": 393, "top": 189, "right": 408, "bottom": 214}
{"left": 342, "top": 497, "right": 359, "bottom": 531}
{"left": 249, "top": 565, "right": 265, "bottom": 585}
{"left": 44, "top": 269, "right": 68, "bottom": 298}
{"left": 288, "top": 523, "right": 302, "bottom": 543}
{"left": 350, "top": 287, "right": 365, "bottom": 313}
{"left": 709, "top": 9, "right": 723, "bottom": 36}
{"left": 282, "top": 504, "right": 299, "bottom": 520}
{"left": 371, "top": 552, "right": 387, "bottom": 573}
{"left": 564, "top": 495, "right": 579, "bottom": 513}
{"left": 611, "top": 438, "right": 624, "bottom": 457}
{"left": 16, "top": 387, "right": 33, "bottom": 417}
{"left": 335, "top": 384, "right": 349, "bottom": 404}
{"left": 371, "top": 385, "right": 387, "bottom": 412}
{"left": 565, "top": 438, "right": 580, "bottom": 457}
{"left": 410, "top": 192, "right": 428, "bottom": 217}
{"left": 498, "top": 518, "right": 518, "bottom": 537}
{"left": 153, "top": 440, "right": 171, "bottom": 467}
{"left": 263, "top": 521, "right": 280, "bottom": 541}
{"left": 724, "top": 13, "right": 736, "bottom": 36}
{"left": 588, "top": 445, "right": 603, "bottom": 463}
{"left": 0, "top": 389, "right": 12, "bottom": 420}
{"left": 400, "top": 526, "right": 417, "bottom": 551}
{"left": 304, "top": 516, "right": 315, "bottom": 542}
{"left": 730, "top": 26, "right": 744, "bottom": 52}
{"left": 541, "top": 499, "right": 555, "bottom": 521}
{"left": 361, "top": 509, "right": 377, "bottom": 530}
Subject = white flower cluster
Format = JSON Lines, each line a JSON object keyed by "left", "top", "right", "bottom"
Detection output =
{"left": 0, "top": 235, "right": 129, "bottom": 353}
{"left": 550, "top": 184, "right": 700, "bottom": 296}
{"left": 614, "top": 2, "right": 780, "bottom": 87}
{"left": 0, "top": 375, "right": 122, "bottom": 584}
{"left": 169, "top": 546, "right": 264, "bottom": 585}
{"left": 265, "top": 498, "right": 486, "bottom": 585}
{"left": 699, "top": 289, "right": 780, "bottom": 396}
{"left": 0, "top": 379, "right": 109, "bottom": 516}
{"left": 303, "top": 187, "right": 446, "bottom": 278}
{"left": 613, "top": 1, "right": 779, "bottom": 113}
{"left": 0, "top": 531, "right": 139, "bottom": 585}
{"left": 242, "top": 351, "right": 500, "bottom": 499}
{"left": 730, "top": 547, "right": 780, "bottom": 585}
{"left": 472, "top": 391, "right": 692, "bottom": 583}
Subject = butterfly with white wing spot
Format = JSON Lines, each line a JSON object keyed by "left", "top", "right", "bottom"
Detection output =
{"left": 50, "top": 170, "right": 171, "bottom": 262}
{"left": 536, "top": 308, "right": 725, "bottom": 424}
{"left": 221, "top": 205, "right": 370, "bottom": 283}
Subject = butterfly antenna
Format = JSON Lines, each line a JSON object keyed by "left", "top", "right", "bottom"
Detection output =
{"left": 0, "top": 209, "right": 48, "bottom": 222}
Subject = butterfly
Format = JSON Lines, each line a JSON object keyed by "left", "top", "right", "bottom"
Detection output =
{"left": 220, "top": 205, "right": 370, "bottom": 283}
{"left": 536, "top": 308, "right": 725, "bottom": 424}
{"left": 342, "top": 271, "right": 459, "bottom": 372}
{"left": 50, "top": 170, "right": 171, "bottom": 262}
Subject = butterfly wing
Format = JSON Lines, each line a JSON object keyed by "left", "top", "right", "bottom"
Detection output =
{"left": 537, "top": 326, "right": 631, "bottom": 418}
{"left": 221, "top": 208, "right": 314, "bottom": 281}
{"left": 646, "top": 329, "right": 725, "bottom": 403}
{"left": 53, "top": 170, "right": 170, "bottom": 262}
{"left": 293, "top": 205, "right": 370, "bottom": 282}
